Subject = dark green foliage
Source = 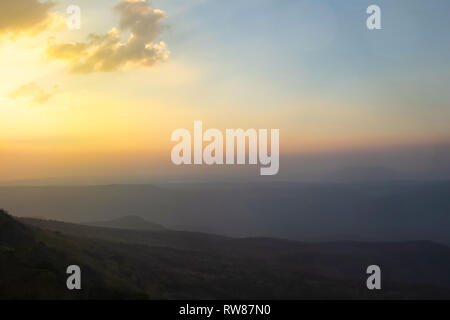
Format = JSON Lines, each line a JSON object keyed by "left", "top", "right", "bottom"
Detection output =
{"left": 0, "top": 209, "right": 146, "bottom": 299}
{"left": 2, "top": 209, "right": 450, "bottom": 299}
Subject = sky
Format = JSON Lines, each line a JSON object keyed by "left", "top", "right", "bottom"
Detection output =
{"left": 1, "top": 0, "right": 450, "bottom": 183}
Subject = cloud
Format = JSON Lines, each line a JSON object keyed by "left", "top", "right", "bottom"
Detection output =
{"left": 47, "top": 0, "right": 170, "bottom": 73}
{"left": 9, "top": 82, "right": 58, "bottom": 104}
{"left": 0, "top": 0, "right": 63, "bottom": 38}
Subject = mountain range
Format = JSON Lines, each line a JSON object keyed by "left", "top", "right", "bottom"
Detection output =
{"left": 1, "top": 181, "right": 450, "bottom": 244}
{"left": 2, "top": 208, "right": 450, "bottom": 299}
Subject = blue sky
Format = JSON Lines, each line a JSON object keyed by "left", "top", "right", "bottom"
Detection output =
{"left": 1, "top": 0, "right": 450, "bottom": 182}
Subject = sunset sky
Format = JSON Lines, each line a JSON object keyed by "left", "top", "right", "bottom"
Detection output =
{"left": 1, "top": 0, "right": 450, "bottom": 183}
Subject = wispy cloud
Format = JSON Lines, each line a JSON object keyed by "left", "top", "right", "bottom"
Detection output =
{"left": 47, "top": 0, "right": 169, "bottom": 73}
{"left": 9, "top": 82, "right": 58, "bottom": 104}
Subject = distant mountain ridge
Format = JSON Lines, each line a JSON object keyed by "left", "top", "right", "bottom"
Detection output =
{"left": 14, "top": 213, "right": 450, "bottom": 299}
{"left": 86, "top": 215, "right": 165, "bottom": 231}
{"left": 2, "top": 181, "right": 450, "bottom": 245}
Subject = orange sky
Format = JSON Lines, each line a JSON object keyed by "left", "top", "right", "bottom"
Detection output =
{"left": 1, "top": 0, "right": 450, "bottom": 183}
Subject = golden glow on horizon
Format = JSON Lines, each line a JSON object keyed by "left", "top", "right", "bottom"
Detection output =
{"left": 1, "top": 0, "right": 450, "bottom": 182}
